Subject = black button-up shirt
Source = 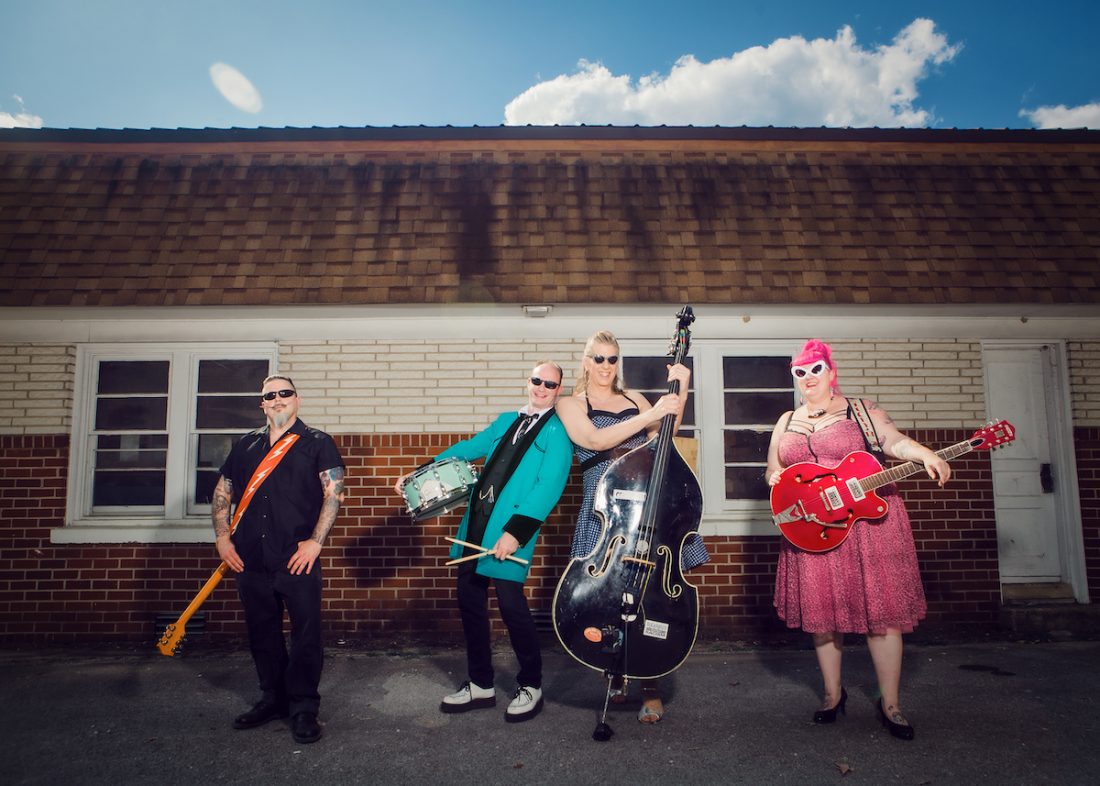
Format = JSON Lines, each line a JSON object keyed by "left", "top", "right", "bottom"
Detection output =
{"left": 219, "top": 418, "right": 345, "bottom": 572}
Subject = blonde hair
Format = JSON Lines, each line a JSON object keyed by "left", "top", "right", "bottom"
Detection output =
{"left": 574, "top": 330, "right": 625, "bottom": 395}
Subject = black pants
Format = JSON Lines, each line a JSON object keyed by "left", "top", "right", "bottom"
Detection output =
{"left": 456, "top": 569, "right": 542, "bottom": 690}
{"left": 235, "top": 567, "right": 323, "bottom": 716}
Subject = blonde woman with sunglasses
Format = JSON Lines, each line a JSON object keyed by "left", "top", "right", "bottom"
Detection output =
{"left": 555, "top": 330, "right": 709, "bottom": 723}
{"left": 766, "top": 339, "right": 951, "bottom": 741}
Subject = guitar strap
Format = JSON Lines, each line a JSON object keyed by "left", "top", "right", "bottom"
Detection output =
{"left": 155, "top": 430, "right": 300, "bottom": 657}
{"left": 229, "top": 431, "right": 301, "bottom": 534}
{"left": 849, "top": 398, "right": 884, "bottom": 456}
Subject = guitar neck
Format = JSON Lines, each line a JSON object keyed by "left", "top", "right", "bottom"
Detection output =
{"left": 861, "top": 439, "right": 976, "bottom": 492}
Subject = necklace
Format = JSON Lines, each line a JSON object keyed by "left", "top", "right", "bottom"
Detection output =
{"left": 806, "top": 394, "right": 834, "bottom": 419}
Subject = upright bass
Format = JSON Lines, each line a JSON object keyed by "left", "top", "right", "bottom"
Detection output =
{"left": 552, "top": 306, "right": 703, "bottom": 738}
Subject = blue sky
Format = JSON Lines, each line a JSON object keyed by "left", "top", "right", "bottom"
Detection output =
{"left": 2, "top": 0, "right": 1098, "bottom": 130}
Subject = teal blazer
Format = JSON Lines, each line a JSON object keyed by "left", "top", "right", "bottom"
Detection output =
{"left": 437, "top": 411, "right": 573, "bottom": 583}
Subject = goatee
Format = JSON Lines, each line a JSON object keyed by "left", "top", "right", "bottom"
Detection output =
{"left": 270, "top": 412, "right": 292, "bottom": 429}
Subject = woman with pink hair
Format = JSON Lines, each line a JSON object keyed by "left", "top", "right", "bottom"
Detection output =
{"left": 765, "top": 339, "right": 951, "bottom": 741}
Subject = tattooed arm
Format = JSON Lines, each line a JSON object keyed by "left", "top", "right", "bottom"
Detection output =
{"left": 212, "top": 477, "right": 245, "bottom": 572}
{"left": 312, "top": 466, "right": 346, "bottom": 545}
{"left": 865, "top": 400, "right": 951, "bottom": 486}
{"left": 287, "top": 466, "right": 346, "bottom": 576}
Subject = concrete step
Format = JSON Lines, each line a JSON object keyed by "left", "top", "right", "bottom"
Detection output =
{"left": 999, "top": 601, "right": 1100, "bottom": 639}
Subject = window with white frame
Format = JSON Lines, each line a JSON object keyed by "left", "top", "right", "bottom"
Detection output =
{"left": 622, "top": 340, "right": 796, "bottom": 522}
{"left": 719, "top": 354, "right": 794, "bottom": 503}
{"left": 69, "top": 345, "right": 275, "bottom": 527}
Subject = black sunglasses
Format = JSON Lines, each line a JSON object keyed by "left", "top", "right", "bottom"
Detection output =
{"left": 262, "top": 389, "right": 297, "bottom": 401}
{"left": 530, "top": 377, "right": 561, "bottom": 390}
{"left": 588, "top": 354, "right": 619, "bottom": 365}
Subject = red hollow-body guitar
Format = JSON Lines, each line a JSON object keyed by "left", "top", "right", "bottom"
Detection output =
{"left": 771, "top": 421, "right": 1015, "bottom": 553}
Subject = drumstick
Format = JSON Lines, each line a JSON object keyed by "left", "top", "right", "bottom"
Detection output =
{"left": 444, "top": 553, "right": 491, "bottom": 566}
{"left": 444, "top": 536, "right": 529, "bottom": 565}
{"left": 444, "top": 551, "right": 530, "bottom": 567}
{"left": 445, "top": 536, "right": 490, "bottom": 551}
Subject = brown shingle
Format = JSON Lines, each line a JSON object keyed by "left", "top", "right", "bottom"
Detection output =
{"left": 1, "top": 127, "right": 1099, "bottom": 307}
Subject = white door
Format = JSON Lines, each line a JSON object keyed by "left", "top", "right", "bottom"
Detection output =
{"left": 984, "top": 345, "right": 1061, "bottom": 582}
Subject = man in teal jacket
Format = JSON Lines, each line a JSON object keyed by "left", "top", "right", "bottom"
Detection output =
{"left": 403, "top": 361, "right": 573, "bottom": 722}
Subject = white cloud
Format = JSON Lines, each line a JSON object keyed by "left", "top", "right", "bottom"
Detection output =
{"left": 1020, "top": 102, "right": 1100, "bottom": 129}
{"left": 0, "top": 94, "right": 44, "bottom": 128}
{"left": 209, "top": 62, "right": 263, "bottom": 114}
{"left": 504, "top": 18, "right": 960, "bottom": 127}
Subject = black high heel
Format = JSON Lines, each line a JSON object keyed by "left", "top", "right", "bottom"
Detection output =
{"left": 878, "top": 699, "right": 915, "bottom": 740}
{"left": 812, "top": 688, "right": 847, "bottom": 724}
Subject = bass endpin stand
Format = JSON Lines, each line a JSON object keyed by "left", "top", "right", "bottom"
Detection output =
{"left": 593, "top": 672, "right": 618, "bottom": 741}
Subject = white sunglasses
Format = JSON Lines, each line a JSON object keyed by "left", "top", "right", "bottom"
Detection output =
{"left": 791, "top": 361, "right": 830, "bottom": 379}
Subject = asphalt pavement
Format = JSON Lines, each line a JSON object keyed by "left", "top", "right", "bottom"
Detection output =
{"left": 3, "top": 637, "right": 1099, "bottom": 785}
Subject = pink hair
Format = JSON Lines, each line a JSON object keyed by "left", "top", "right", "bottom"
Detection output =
{"left": 791, "top": 339, "right": 842, "bottom": 395}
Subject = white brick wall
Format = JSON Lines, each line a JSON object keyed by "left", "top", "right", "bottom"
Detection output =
{"left": 0, "top": 345, "right": 75, "bottom": 434}
{"left": 1069, "top": 341, "right": 1100, "bottom": 426}
{"left": 798, "top": 339, "right": 987, "bottom": 429}
{"left": 280, "top": 339, "right": 586, "bottom": 433}
{"left": 4, "top": 337, "right": 1097, "bottom": 436}
{"left": 279, "top": 337, "right": 989, "bottom": 433}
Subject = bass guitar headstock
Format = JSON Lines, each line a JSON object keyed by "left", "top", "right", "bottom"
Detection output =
{"left": 156, "top": 623, "right": 185, "bottom": 657}
{"left": 667, "top": 305, "right": 695, "bottom": 362}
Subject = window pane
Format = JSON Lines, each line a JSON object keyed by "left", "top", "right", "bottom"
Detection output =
{"left": 724, "top": 391, "right": 792, "bottom": 424}
{"left": 194, "top": 434, "right": 243, "bottom": 504}
{"left": 724, "top": 429, "right": 772, "bottom": 462}
{"left": 198, "top": 359, "right": 270, "bottom": 393}
{"left": 93, "top": 470, "right": 166, "bottom": 506}
{"left": 196, "top": 395, "right": 265, "bottom": 429}
{"left": 97, "top": 434, "right": 168, "bottom": 450}
{"left": 626, "top": 356, "right": 696, "bottom": 439}
{"left": 95, "top": 397, "right": 168, "bottom": 430}
{"left": 725, "top": 466, "right": 769, "bottom": 501}
{"left": 680, "top": 392, "right": 694, "bottom": 428}
{"left": 723, "top": 356, "right": 792, "bottom": 389}
{"left": 198, "top": 434, "right": 239, "bottom": 469}
{"left": 624, "top": 356, "right": 694, "bottom": 391}
{"left": 635, "top": 390, "right": 695, "bottom": 428}
{"left": 98, "top": 360, "right": 169, "bottom": 394}
{"left": 95, "top": 437, "right": 167, "bottom": 469}
{"left": 194, "top": 470, "right": 221, "bottom": 505}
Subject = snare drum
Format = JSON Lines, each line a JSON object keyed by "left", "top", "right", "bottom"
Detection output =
{"left": 401, "top": 458, "right": 479, "bottom": 521}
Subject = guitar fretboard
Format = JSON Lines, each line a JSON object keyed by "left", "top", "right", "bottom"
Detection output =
{"left": 859, "top": 439, "right": 978, "bottom": 493}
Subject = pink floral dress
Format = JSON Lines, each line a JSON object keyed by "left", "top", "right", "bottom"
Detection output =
{"left": 773, "top": 416, "right": 927, "bottom": 634}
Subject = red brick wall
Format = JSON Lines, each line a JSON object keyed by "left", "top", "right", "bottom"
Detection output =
{"left": 0, "top": 428, "right": 1008, "bottom": 646}
{"left": 905, "top": 428, "right": 1001, "bottom": 627}
{"left": 1076, "top": 427, "right": 1100, "bottom": 601}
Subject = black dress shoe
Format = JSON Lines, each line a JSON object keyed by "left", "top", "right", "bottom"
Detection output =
{"left": 233, "top": 699, "right": 289, "bottom": 730}
{"left": 878, "top": 699, "right": 915, "bottom": 740}
{"left": 291, "top": 712, "right": 322, "bottom": 744}
{"left": 813, "top": 688, "right": 847, "bottom": 724}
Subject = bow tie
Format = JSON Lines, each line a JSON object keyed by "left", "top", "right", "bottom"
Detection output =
{"left": 513, "top": 413, "right": 538, "bottom": 443}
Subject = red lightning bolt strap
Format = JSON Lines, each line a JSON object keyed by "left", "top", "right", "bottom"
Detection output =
{"left": 229, "top": 432, "right": 301, "bottom": 534}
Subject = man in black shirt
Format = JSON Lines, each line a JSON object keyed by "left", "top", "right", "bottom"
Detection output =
{"left": 213, "top": 375, "right": 346, "bottom": 744}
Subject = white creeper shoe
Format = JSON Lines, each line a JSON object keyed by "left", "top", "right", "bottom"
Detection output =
{"left": 440, "top": 681, "right": 496, "bottom": 714}
{"left": 505, "top": 685, "right": 543, "bottom": 723}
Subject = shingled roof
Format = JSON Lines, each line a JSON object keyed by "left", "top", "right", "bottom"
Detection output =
{"left": 1, "top": 126, "right": 1098, "bottom": 308}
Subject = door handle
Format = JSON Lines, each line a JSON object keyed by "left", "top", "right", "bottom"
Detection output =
{"left": 1040, "top": 463, "right": 1054, "bottom": 493}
